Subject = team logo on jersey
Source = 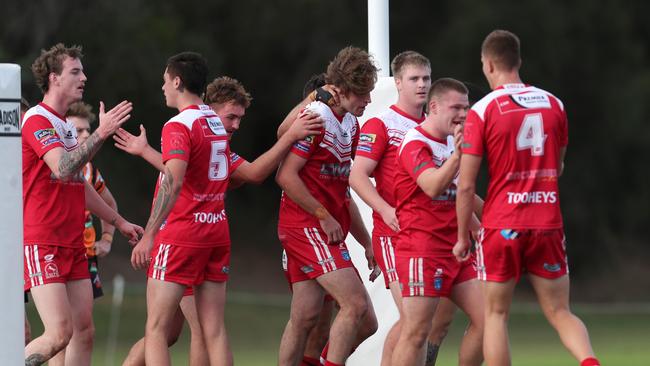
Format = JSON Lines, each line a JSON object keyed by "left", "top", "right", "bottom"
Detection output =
{"left": 359, "top": 133, "right": 376, "bottom": 143}
{"left": 44, "top": 262, "right": 60, "bottom": 279}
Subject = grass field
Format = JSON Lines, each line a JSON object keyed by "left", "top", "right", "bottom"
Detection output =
{"left": 26, "top": 288, "right": 650, "bottom": 365}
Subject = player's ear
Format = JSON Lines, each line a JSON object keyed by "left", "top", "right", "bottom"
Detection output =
{"left": 173, "top": 75, "right": 182, "bottom": 90}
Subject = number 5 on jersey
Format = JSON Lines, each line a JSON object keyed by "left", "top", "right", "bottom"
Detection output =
{"left": 516, "top": 113, "right": 546, "bottom": 156}
{"left": 209, "top": 140, "right": 228, "bottom": 181}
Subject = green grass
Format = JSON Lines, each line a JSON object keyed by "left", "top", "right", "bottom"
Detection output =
{"left": 26, "top": 291, "right": 650, "bottom": 365}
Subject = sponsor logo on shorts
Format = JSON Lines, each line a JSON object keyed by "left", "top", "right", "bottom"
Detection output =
{"left": 434, "top": 268, "right": 444, "bottom": 291}
{"left": 281, "top": 251, "right": 288, "bottom": 271}
{"left": 44, "top": 262, "right": 59, "bottom": 279}
{"left": 340, "top": 249, "right": 350, "bottom": 261}
{"left": 506, "top": 191, "right": 557, "bottom": 204}
{"left": 543, "top": 263, "right": 562, "bottom": 272}
{"left": 44, "top": 254, "right": 54, "bottom": 261}
{"left": 221, "top": 266, "right": 230, "bottom": 274}
{"left": 408, "top": 281, "right": 425, "bottom": 289}
{"left": 193, "top": 209, "right": 227, "bottom": 224}
{"left": 500, "top": 229, "right": 519, "bottom": 240}
{"left": 301, "top": 265, "right": 314, "bottom": 274}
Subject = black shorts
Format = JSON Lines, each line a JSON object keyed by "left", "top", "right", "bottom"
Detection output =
{"left": 88, "top": 255, "right": 104, "bottom": 299}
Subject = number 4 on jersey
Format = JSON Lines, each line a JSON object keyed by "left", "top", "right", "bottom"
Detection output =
{"left": 516, "top": 113, "right": 546, "bottom": 156}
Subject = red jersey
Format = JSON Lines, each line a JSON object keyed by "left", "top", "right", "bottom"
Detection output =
{"left": 230, "top": 152, "right": 247, "bottom": 173}
{"left": 22, "top": 103, "right": 84, "bottom": 248}
{"left": 355, "top": 105, "right": 425, "bottom": 236}
{"left": 154, "top": 105, "right": 231, "bottom": 247}
{"left": 394, "top": 126, "right": 457, "bottom": 255}
{"left": 462, "top": 83, "right": 568, "bottom": 229}
{"left": 278, "top": 101, "right": 359, "bottom": 234}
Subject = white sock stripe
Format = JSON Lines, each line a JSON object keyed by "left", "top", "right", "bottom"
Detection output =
{"left": 304, "top": 228, "right": 327, "bottom": 273}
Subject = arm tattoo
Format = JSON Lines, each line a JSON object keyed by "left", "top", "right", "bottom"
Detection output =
{"left": 145, "top": 166, "right": 177, "bottom": 233}
{"left": 25, "top": 354, "right": 47, "bottom": 366}
{"left": 58, "top": 132, "right": 105, "bottom": 179}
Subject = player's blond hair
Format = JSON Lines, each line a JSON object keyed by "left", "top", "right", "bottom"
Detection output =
{"left": 31, "top": 43, "right": 84, "bottom": 93}
{"left": 205, "top": 76, "right": 252, "bottom": 108}
{"left": 66, "top": 101, "right": 96, "bottom": 124}
{"left": 481, "top": 30, "right": 521, "bottom": 71}
{"left": 391, "top": 50, "right": 431, "bottom": 78}
{"left": 325, "top": 46, "right": 377, "bottom": 96}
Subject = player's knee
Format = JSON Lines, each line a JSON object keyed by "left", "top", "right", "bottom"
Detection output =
{"left": 291, "top": 308, "right": 321, "bottom": 331}
{"left": 47, "top": 326, "right": 73, "bottom": 352}
{"left": 340, "top": 294, "right": 369, "bottom": 321}
{"left": 402, "top": 322, "right": 430, "bottom": 346}
{"left": 76, "top": 321, "right": 95, "bottom": 348}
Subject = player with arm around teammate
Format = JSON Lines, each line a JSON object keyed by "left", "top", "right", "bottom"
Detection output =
{"left": 454, "top": 30, "right": 600, "bottom": 366}
{"left": 276, "top": 46, "right": 379, "bottom": 366}
{"left": 117, "top": 74, "right": 322, "bottom": 366}
{"left": 22, "top": 43, "right": 142, "bottom": 366}
{"left": 391, "top": 78, "right": 484, "bottom": 366}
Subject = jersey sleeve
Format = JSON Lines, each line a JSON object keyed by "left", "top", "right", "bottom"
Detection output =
{"left": 290, "top": 130, "right": 324, "bottom": 159}
{"left": 229, "top": 152, "right": 247, "bottom": 173}
{"left": 398, "top": 140, "right": 436, "bottom": 181}
{"left": 22, "top": 115, "right": 64, "bottom": 158}
{"left": 355, "top": 117, "right": 388, "bottom": 160}
{"left": 462, "top": 109, "right": 485, "bottom": 156}
{"left": 161, "top": 122, "right": 191, "bottom": 163}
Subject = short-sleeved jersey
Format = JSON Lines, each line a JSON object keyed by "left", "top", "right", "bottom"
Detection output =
{"left": 230, "top": 152, "right": 247, "bottom": 173}
{"left": 462, "top": 83, "right": 568, "bottom": 229}
{"left": 355, "top": 105, "right": 425, "bottom": 236}
{"left": 278, "top": 101, "right": 360, "bottom": 234}
{"left": 394, "top": 126, "right": 457, "bottom": 255}
{"left": 22, "top": 103, "right": 85, "bottom": 248}
{"left": 154, "top": 104, "right": 231, "bottom": 248}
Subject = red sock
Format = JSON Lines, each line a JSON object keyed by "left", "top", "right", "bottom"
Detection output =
{"left": 301, "top": 356, "right": 321, "bottom": 366}
{"left": 580, "top": 357, "right": 601, "bottom": 366}
{"left": 324, "top": 361, "right": 343, "bottom": 366}
{"left": 319, "top": 342, "right": 329, "bottom": 365}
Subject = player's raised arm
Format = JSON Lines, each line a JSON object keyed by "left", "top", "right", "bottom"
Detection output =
{"left": 114, "top": 125, "right": 165, "bottom": 173}
{"left": 41, "top": 100, "right": 132, "bottom": 180}
{"left": 233, "top": 111, "right": 323, "bottom": 185}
